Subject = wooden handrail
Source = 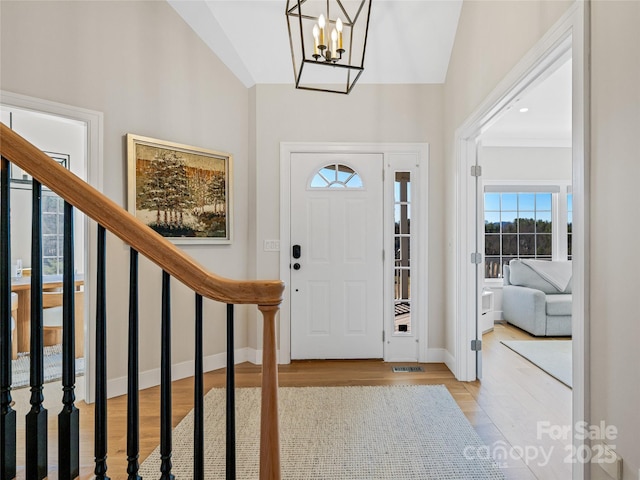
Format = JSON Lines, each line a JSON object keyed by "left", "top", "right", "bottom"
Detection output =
{"left": 0, "top": 123, "right": 284, "bottom": 306}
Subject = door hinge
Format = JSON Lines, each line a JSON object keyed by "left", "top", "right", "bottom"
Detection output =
{"left": 471, "top": 339, "right": 482, "bottom": 351}
{"left": 470, "top": 252, "right": 482, "bottom": 264}
{"left": 382, "top": 330, "right": 385, "bottom": 342}
{"left": 382, "top": 249, "right": 385, "bottom": 261}
{"left": 470, "top": 165, "right": 482, "bottom": 177}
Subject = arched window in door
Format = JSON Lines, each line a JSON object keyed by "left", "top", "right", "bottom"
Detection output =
{"left": 310, "top": 163, "right": 363, "bottom": 189}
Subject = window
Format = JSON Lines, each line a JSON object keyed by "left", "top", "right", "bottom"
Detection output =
{"left": 394, "top": 172, "right": 411, "bottom": 333}
{"left": 310, "top": 163, "right": 363, "bottom": 189}
{"left": 484, "top": 191, "right": 553, "bottom": 278}
{"left": 11, "top": 152, "right": 69, "bottom": 275}
{"left": 42, "top": 191, "right": 65, "bottom": 274}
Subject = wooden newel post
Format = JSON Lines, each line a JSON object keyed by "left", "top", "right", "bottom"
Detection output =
{"left": 258, "top": 304, "right": 281, "bottom": 480}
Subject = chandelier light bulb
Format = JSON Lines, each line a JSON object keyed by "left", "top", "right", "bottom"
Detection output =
{"left": 331, "top": 28, "right": 338, "bottom": 57}
{"left": 318, "top": 14, "right": 326, "bottom": 47}
{"left": 336, "top": 17, "right": 344, "bottom": 51}
{"left": 313, "top": 25, "right": 320, "bottom": 56}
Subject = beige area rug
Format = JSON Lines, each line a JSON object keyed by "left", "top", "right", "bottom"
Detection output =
{"left": 501, "top": 340, "right": 572, "bottom": 388}
{"left": 140, "top": 385, "right": 505, "bottom": 479}
{"left": 11, "top": 344, "right": 85, "bottom": 389}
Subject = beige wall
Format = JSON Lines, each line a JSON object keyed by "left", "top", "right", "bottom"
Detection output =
{"left": 251, "top": 83, "right": 446, "bottom": 350}
{"left": 0, "top": 0, "right": 253, "bottom": 382}
{"left": 590, "top": 1, "right": 640, "bottom": 478}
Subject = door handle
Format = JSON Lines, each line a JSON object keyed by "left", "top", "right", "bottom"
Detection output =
{"left": 292, "top": 244, "right": 301, "bottom": 259}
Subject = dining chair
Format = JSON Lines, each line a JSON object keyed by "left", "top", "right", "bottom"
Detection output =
{"left": 42, "top": 289, "right": 84, "bottom": 358}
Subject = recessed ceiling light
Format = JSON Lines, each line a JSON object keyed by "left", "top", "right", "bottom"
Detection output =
{"left": 519, "top": 107, "right": 529, "bottom": 113}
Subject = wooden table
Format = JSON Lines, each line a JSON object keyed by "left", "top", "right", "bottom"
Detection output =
{"left": 10, "top": 274, "right": 84, "bottom": 354}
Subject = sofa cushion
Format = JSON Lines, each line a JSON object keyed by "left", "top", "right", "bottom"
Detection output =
{"left": 508, "top": 260, "right": 572, "bottom": 294}
{"left": 546, "top": 294, "right": 572, "bottom": 316}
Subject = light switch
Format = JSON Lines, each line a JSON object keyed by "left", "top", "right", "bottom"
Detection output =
{"left": 264, "top": 240, "right": 280, "bottom": 252}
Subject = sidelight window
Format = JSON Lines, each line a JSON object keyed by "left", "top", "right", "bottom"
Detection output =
{"left": 394, "top": 172, "right": 411, "bottom": 334}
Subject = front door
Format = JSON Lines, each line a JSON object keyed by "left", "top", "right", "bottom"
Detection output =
{"left": 290, "top": 153, "right": 383, "bottom": 359}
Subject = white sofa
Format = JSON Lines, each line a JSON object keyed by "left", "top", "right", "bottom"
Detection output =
{"left": 502, "top": 259, "right": 572, "bottom": 337}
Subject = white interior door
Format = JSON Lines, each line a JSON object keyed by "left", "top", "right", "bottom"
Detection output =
{"left": 290, "top": 153, "right": 383, "bottom": 359}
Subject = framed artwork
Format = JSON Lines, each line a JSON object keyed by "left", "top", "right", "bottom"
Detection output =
{"left": 127, "top": 134, "right": 232, "bottom": 244}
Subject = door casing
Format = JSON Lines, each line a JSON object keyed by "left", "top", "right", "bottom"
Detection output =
{"left": 280, "top": 142, "right": 429, "bottom": 364}
{"left": 452, "top": 3, "right": 589, "bottom": 479}
{"left": 1, "top": 90, "right": 104, "bottom": 404}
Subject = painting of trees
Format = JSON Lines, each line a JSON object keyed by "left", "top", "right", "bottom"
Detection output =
{"left": 128, "top": 134, "right": 231, "bottom": 242}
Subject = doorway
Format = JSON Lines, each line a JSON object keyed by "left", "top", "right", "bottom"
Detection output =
{"left": 280, "top": 143, "right": 429, "bottom": 364}
{"left": 1, "top": 91, "right": 103, "bottom": 403}
{"left": 1, "top": 104, "right": 88, "bottom": 397}
{"left": 452, "top": 3, "right": 589, "bottom": 479}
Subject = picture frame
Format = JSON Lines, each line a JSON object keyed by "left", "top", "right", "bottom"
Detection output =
{"left": 127, "top": 134, "right": 232, "bottom": 244}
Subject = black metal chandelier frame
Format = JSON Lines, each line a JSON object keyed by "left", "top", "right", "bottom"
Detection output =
{"left": 286, "top": 0, "right": 372, "bottom": 94}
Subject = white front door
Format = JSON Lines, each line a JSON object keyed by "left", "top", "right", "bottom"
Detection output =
{"left": 290, "top": 153, "right": 383, "bottom": 359}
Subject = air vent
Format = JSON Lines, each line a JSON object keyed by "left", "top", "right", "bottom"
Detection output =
{"left": 392, "top": 366, "right": 424, "bottom": 373}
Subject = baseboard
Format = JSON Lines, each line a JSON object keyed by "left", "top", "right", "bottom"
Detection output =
{"left": 107, "top": 347, "right": 251, "bottom": 399}
{"left": 106, "top": 347, "right": 455, "bottom": 397}
{"left": 425, "top": 348, "right": 456, "bottom": 374}
{"left": 248, "top": 348, "right": 285, "bottom": 365}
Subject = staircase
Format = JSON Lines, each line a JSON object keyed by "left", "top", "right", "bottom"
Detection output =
{"left": 0, "top": 123, "right": 284, "bottom": 479}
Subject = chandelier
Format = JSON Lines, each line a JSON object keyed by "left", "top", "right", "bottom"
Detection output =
{"left": 286, "top": 0, "right": 372, "bottom": 94}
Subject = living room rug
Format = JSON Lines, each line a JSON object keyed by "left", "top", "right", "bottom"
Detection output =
{"left": 501, "top": 340, "right": 572, "bottom": 388}
{"left": 139, "top": 385, "right": 505, "bottom": 479}
{"left": 11, "top": 344, "right": 85, "bottom": 389}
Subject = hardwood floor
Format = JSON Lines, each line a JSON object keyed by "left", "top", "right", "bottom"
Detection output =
{"left": 10, "top": 323, "right": 571, "bottom": 479}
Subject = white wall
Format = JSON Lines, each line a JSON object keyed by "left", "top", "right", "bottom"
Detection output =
{"left": 480, "top": 146, "right": 572, "bottom": 180}
{"left": 0, "top": 0, "right": 253, "bottom": 385}
{"left": 251, "top": 84, "right": 446, "bottom": 352}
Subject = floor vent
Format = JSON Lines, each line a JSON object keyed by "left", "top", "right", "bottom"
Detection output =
{"left": 392, "top": 366, "right": 424, "bottom": 373}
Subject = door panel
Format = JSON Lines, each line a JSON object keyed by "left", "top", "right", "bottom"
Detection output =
{"left": 290, "top": 153, "right": 383, "bottom": 359}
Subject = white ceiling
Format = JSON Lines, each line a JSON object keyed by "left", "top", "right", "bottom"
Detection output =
{"left": 168, "top": 0, "right": 464, "bottom": 86}
{"left": 168, "top": 1, "right": 571, "bottom": 146}
{"left": 481, "top": 59, "right": 573, "bottom": 147}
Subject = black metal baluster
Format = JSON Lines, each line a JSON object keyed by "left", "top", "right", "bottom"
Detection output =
{"left": 0, "top": 157, "right": 16, "bottom": 480}
{"left": 59, "top": 201, "right": 79, "bottom": 479}
{"left": 95, "top": 224, "right": 109, "bottom": 479}
{"left": 127, "top": 248, "right": 141, "bottom": 480}
{"left": 160, "top": 271, "right": 174, "bottom": 480}
{"left": 194, "top": 294, "right": 204, "bottom": 480}
{"left": 226, "top": 304, "right": 236, "bottom": 480}
{"left": 26, "top": 179, "right": 47, "bottom": 480}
